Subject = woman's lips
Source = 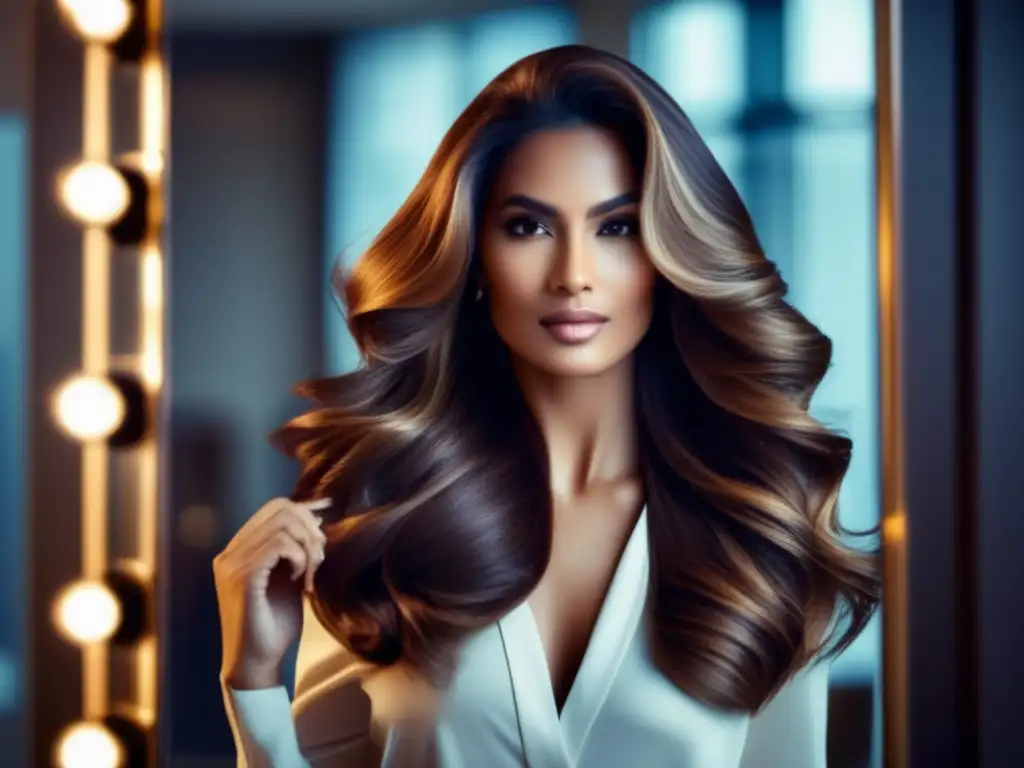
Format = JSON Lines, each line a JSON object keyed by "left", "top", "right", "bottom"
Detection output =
{"left": 539, "top": 309, "right": 609, "bottom": 344}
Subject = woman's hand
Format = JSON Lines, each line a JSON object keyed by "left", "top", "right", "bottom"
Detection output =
{"left": 214, "top": 497, "right": 331, "bottom": 690}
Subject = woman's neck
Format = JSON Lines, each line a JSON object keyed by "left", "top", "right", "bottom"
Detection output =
{"left": 512, "top": 356, "right": 640, "bottom": 502}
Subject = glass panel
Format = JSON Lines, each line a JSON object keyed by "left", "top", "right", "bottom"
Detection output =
{"left": 785, "top": 0, "right": 874, "bottom": 109}
{"left": 631, "top": 0, "right": 747, "bottom": 127}
{"left": 742, "top": 128, "right": 795, "bottom": 278}
{"left": 464, "top": 8, "right": 577, "bottom": 98}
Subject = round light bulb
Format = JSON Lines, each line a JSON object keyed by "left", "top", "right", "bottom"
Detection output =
{"left": 57, "top": 0, "right": 134, "bottom": 44}
{"left": 55, "top": 722, "right": 123, "bottom": 768}
{"left": 52, "top": 374, "right": 127, "bottom": 443}
{"left": 53, "top": 581, "right": 122, "bottom": 645}
{"left": 58, "top": 161, "right": 131, "bottom": 227}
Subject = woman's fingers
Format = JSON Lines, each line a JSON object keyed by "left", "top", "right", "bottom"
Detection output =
{"left": 251, "top": 530, "right": 308, "bottom": 584}
{"left": 303, "top": 498, "right": 333, "bottom": 513}
{"left": 221, "top": 498, "right": 330, "bottom": 590}
{"left": 289, "top": 501, "right": 329, "bottom": 592}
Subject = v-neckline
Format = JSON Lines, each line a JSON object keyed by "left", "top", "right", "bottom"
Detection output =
{"left": 497, "top": 507, "right": 650, "bottom": 768}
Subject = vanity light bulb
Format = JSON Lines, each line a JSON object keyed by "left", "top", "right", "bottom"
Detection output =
{"left": 53, "top": 580, "right": 122, "bottom": 645}
{"left": 58, "top": 161, "right": 131, "bottom": 228}
{"left": 52, "top": 374, "right": 127, "bottom": 443}
{"left": 57, "top": 0, "right": 134, "bottom": 44}
{"left": 55, "top": 721, "right": 123, "bottom": 768}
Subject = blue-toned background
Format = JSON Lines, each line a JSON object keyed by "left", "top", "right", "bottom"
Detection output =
{"left": 0, "top": 114, "right": 27, "bottom": 744}
{"left": 0, "top": 1, "right": 881, "bottom": 765}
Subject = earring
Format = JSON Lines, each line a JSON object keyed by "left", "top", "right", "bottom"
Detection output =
{"left": 475, "top": 287, "right": 484, "bottom": 302}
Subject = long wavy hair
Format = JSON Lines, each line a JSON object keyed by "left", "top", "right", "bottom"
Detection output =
{"left": 273, "top": 44, "right": 880, "bottom": 712}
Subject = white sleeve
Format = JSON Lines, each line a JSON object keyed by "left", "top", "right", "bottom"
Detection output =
{"left": 738, "top": 661, "right": 831, "bottom": 768}
{"left": 221, "top": 601, "right": 377, "bottom": 767}
{"left": 222, "top": 682, "right": 311, "bottom": 768}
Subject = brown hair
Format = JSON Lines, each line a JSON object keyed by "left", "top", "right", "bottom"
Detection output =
{"left": 273, "top": 44, "right": 879, "bottom": 712}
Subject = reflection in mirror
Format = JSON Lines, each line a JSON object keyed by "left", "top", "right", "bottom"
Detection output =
{"left": 167, "top": 1, "right": 882, "bottom": 766}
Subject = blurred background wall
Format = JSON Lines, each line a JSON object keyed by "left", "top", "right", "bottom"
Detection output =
{"left": 0, "top": 0, "right": 31, "bottom": 764}
{"left": 165, "top": 1, "right": 880, "bottom": 766}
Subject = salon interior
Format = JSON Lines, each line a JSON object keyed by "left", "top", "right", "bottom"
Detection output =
{"left": 0, "top": 0, "right": 1020, "bottom": 766}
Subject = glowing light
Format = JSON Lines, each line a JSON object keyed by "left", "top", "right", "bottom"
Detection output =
{"left": 55, "top": 721, "right": 122, "bottom": 768}
{"left": 139, "top": 245, "right": 164, "bottom": 389}
{"left": 57, "top": 0, "right": 133, "bottom": 44}
{"left": 139, "top": 151, "right": 164, "bottom": 176}
{"left": 53, "top": 374, "right": 126, "bottom": 443}
{"left": 883, "top": 512, "right": 907, "bottom": 545}
{"left": 53, "top": 581, "right": 122, "bottom": 645}
{"left": 58, "top": 161, "right": 130, "bottom": 228}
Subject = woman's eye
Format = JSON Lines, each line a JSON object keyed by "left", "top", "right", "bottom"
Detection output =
{"left": 503, "top": 216, "right": 549, "bottom": 238}
{"left": 598, "top": 217, "right": 639, "bottom": 237}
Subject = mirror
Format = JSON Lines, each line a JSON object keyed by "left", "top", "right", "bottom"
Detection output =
{"left": 159, "top": 0, "right": 883, "bottom": 764}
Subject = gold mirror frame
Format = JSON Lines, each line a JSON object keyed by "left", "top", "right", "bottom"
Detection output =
{"left": 875, "top": 0, "right": 907, "bottom": 766}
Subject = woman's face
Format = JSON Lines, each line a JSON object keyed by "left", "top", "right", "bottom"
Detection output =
{"left": 479, "top": 127, "right": 656, "bottom": 378}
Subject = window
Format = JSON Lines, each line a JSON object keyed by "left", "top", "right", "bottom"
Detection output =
{"left": 785, "top": 0, "right": 874, "bottom": 110}
{"left": 324, "top": 8, "right": 576, "bottom": 374}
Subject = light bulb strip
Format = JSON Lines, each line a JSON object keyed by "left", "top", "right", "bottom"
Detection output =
{"left": 54, "top": 0, "right": 167, "bottom": 763}
{"left": 133, "top": 0, "right": 166, "bottom": 726}
{"left": 82, "top": 44, "right": 112, "bottom": 160}
{"left": 81, "top": 228, "right": 112, "bottom": 376}
{"left": 80, "top": 39, "right": 116, "bottom": 726}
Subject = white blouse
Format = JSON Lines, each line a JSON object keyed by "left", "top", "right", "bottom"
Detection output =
{"left": 222, "top": 509, "right": 831, "bottom": 767}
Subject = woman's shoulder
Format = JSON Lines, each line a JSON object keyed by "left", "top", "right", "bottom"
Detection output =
{"left": 295, "top": 600, "right": 364, "bottom": 697}
{"left": 292, "top": 601, "right": 374, "bottom": 742}
{"left": 293, "top": 601, "right": 444, "bottom": 730}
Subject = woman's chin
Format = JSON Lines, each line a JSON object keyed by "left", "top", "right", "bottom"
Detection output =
{"left": 519, "top": 348, "right": 632, "bottom": 380}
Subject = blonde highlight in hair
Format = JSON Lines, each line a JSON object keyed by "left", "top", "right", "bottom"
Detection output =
{"left": 273, "top": 44, "right": 879, "bottom": 712}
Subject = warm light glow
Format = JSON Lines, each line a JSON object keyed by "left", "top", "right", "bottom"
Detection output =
{"left": 57, "top": 0, "right": 134, "bottom": 44}
{"left": 53, "top": 374, "right": 126, "bottom": 443}
{"left": 140, "top": 54, "right": 167, "bottom": 172}
{"left": 883, "top": 512, "right": 907, "bottom": 545}
{"left": 135, "top": 30, "right": 167, "bottom": 737}
{"left": 139, "top": 245, "right": 164, "bottom": 388}
{"left": 140, "top": 151, "right": 164, "bottom": 176}
{"left": 59, "top": 161, "right": 130, "bottom": 227}
{"left": 53, "top": 581, "right": 122, "bottom": 645}
{"left": 55, "top": 722, "right": 122, "bottom": 768}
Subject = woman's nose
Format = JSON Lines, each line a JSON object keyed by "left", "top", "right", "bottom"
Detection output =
{"left": 548, "top": 232, "right": 594, "bottom": 295}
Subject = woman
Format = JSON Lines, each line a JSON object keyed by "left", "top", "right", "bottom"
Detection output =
{"left": 214, "top": 44, "right": 879, "bottom": 767}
